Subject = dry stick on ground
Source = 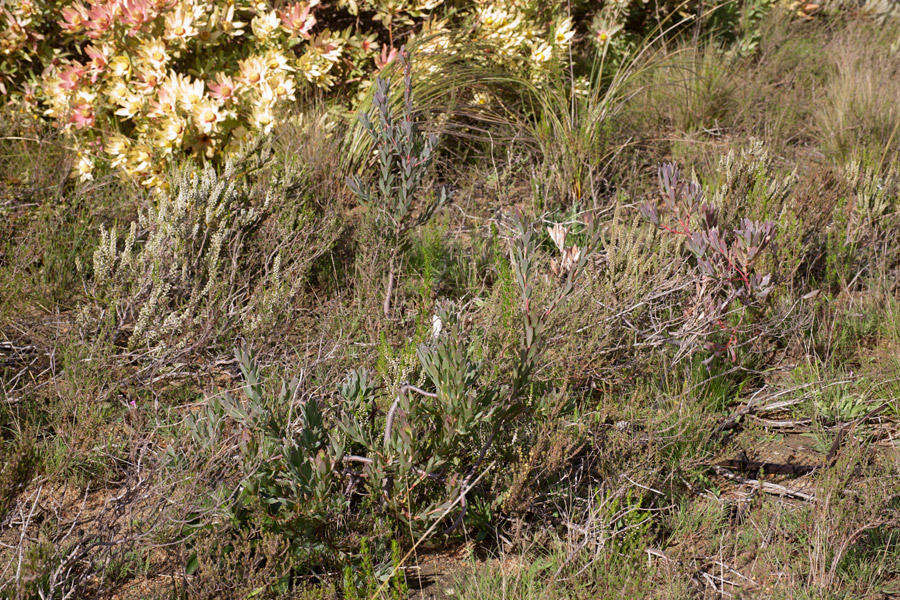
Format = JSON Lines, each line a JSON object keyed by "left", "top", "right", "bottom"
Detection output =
{"left": 746, "top": 414, "right": 812, "bottom": 429}
{"left": 712, "top": 458, "right": 818, "bottom": 476}
{"left": 645, "top": 548, "right": 749, "bottom": 598}
{"left": 711, "top": 466, "right": 816, "bottom": 502}
{"left": 714, "top": 397, "right": 899, "bottom": 518}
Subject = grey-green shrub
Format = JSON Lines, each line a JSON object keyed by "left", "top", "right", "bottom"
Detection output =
{"left": 346, "top": 51, "right": 446, "bottom": 317}
{"left": 182, "top": 216, "right": 598, "bottom": 568}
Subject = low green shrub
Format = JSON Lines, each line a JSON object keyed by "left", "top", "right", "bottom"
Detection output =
{"left": 181, "top": 215, "right": 599, "bottom": 576}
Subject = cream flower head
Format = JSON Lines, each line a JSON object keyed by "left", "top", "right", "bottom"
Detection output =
{"left": 75, "top": 153, "right": 94, "bottom": 181}
{"left": 109, "top": 54, "right": 131, "bottom": 78}
{"left": 251, "top": 10, "right": 280, "bottom": 40}
{"left": 175, "top": 74, "right": 205, "bottom": 111}
{"left": 114, "top": 92, "right": 144, "bottom": 119}
{"left": 139, "top": 38, "right": 169, "bottom": 72}
{"left": 164, "top": 3, "right": 198, "bottom": 41}
{"left": 531, "top": 42, "right": 553, "bottom": 64}
{"left": 192, "top": 98, "right": 224, "bottom": 134}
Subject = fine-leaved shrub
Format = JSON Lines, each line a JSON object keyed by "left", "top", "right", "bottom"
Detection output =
{"left": 90, "top": 155, "right": 272, "bottom": 352}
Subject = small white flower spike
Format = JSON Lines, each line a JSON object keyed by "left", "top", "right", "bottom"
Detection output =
{"left": 431, "top": 313, "right": 443, "bottom": 339}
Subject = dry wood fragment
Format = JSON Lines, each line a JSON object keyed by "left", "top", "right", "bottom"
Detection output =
{"left": 712, "top": 466, "right": 816, "bottom": 502}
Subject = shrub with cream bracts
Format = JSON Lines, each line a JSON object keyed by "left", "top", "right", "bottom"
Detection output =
{"left": 37, "top": 0, "right": 338, "bottom": 186}
{"left": 12, "top": 1, "right": 751, "bottom": 188}
{"left": 9, "top": 0, "right": 583, "bottom": 186}
{"left": 0, "top": 0, "right": 65, "bottom": 99}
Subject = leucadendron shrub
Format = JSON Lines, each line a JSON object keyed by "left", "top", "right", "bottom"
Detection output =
{"left": 0, "top": 0, "right": 66, "bottom": 98}
{"left": 10, "top": 0, "right": 760, "bottom": 189}
{"left": 10, "top": 0, "right": 580, "bottom": 187}
{"left": 347, "top": 51, "right": 446, "bottom": 317}
{"left": 37, "top": 0, "right": 339, "bottom": 187}
{"left": 5, "top": 0, "right": 768, "bottom": 194}
{"left": 640, "top": 161, "right": 777, "bottom": 362}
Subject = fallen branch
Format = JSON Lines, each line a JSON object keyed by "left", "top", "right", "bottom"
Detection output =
{"left": 747, "top": 414, "right": 812, "bottom": 429}
{"left": 712, "top": 458, "right": 818, "bottom": 477}
{"left": 711, "top": 466, "right": 816, "bottom": 502}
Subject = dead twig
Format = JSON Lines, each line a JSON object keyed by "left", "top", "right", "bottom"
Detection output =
{"left": 712, "top": 466, "right": 816, "bottom": 502}
{"left": 746, "top": 414, "right": 812, "bottom": 429}
{"left": 712, "top": 458, "right": 818, "bottom": 477}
